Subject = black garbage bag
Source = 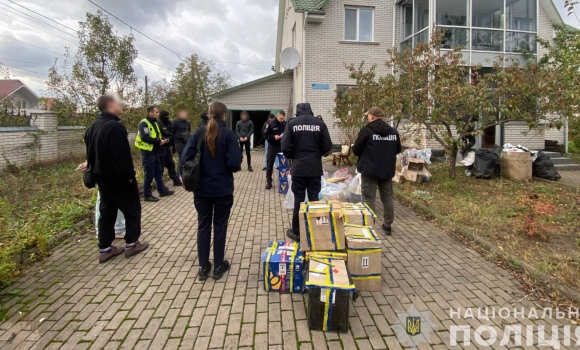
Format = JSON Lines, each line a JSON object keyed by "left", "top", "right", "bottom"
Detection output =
{"left": 533, "top": 151, "right": 561, "bottom": 181}
{"left": 472, "top": 147, "right": 501, "bottom": 179}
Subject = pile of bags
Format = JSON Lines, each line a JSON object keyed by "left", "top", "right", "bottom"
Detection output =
{"left": 394, "top": 148, "right": 433, "bottom": 184}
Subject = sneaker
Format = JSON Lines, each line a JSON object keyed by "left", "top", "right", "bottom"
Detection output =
{"left": 144, "top": 196, "right": 159, "bottom": 202}
{"left": 99, "top": 246, "right": 125, "bottom": 264}
{"left": 198, "top": 262, "right": 213, "bottom": 281}
{"left": 261, "top": 167, "right": 266, "bottom": 171}
{"left": 286, "top": 228, "right": 300, "bottom": 242}
{"left": 213, "top": 260, "right": 231, "bottom": 280}
{"left": 382, "top": 224, "right": 392, "bottom": 236}
{"left": 115, "top": 230, "right": 126, "bottom": 239}
{"left": 159, "top": 190, "right": 175, "bottom": 197}
{"left": 248, "top": 166, "right": 253, "bottom": 172}
{"left": 125, "top": 241, "right": 149, "bottom": 258}
{"left": 265, "top": 182, "right": 272, "bottom": 190}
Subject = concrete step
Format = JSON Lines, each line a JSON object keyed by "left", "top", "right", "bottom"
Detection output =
{"left": 550, "top": 157, "right": 575, "bottom": 165}
{"left": 554, "top": 163, "right": 580, "bottom": 171}
{"left": 541, "top": 151, "right": 562, "bottom": 158}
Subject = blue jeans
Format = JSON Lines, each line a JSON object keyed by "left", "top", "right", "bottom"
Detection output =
{"left": 141, "top": 151, "right": 168, "bottom": 198}
{"left": 263, "top": 141, "right": 279, "bottom": 168}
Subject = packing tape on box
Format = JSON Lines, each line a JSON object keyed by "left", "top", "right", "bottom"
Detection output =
{"left": 342, "top": 203, "right": 377, "bottom": 225}
{"left": 289, "top": 244, "right": 298, "bottom": 293}
{"left": 303, "top": 202, "right": 341, "bottom": 250}
{"left": 305, "top": 251, "right": 348, "bottom": 262}
{"left": 264, "top": 241, "right": 279, "bottom": 292}
{"left": 344, "top": 224, "right": 379, "bottom": 241}
{"left": 347, "top": 247, "right": 382, "bottom": 254}
{"left": 351, "top": 273, "right": 382, "bottom": 281}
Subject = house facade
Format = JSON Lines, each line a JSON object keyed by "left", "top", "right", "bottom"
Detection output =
{"left": 0, "top": 80, "right": 40, "bottom": 110}
{"left": 211, "top": 0, "right": 568, "bottom": 150}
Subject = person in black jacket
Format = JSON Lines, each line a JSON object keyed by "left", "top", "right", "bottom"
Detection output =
{"left": 181, "top": 101, "right": 242, "bottom": 281}
{"left": 282, "top": 103, "right": 332, "bottom": 241}
{"left": 352, "top": 107, "right": 402, "bottom": 235}
{"left": 261, "top": 114, "right": 277, "bottom": 171}
{"left": 235, "top": 111, "right": 254, "bottom": 172}
{"left": 263, "top": 110, "right": 286, "bottom": 189}
{"left": 198, "top": 111, "right": 209, "bottom": 128}
{"left": 158, "top": 110, "right": 180, "bottom": 186}
{"left": 136, "top": 106, "right": 174, "bottom": 202}
{"left": 84, "top": 94, "right": 149, "bottom": 263}
{"left": 171, "top": 109, "right": 191, "bottom": 174}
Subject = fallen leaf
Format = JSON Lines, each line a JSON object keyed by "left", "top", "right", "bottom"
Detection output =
{"left": 39, "top": 318, "right": 45, "bottom": 323}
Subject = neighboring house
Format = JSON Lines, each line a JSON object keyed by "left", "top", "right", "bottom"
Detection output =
{"left": 211, "top": 0, "right": 569, "bottom": 151}
{"left": 0, "top": 80, "right": 40, "bottom": 110}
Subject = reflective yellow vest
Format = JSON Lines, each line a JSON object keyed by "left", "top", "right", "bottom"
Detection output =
{"left": 135, "top": 118, "right": 161, "bottom": 152}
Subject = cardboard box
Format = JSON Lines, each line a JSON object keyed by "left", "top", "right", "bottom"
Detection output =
{"left": 345, "top": 224, "right": 382, "bottom": 292}
{"left": 408, "top": 158, "right": 426, "bottom": 171}
{"left": 279, "top": 181, "right": 289, "bottom": 194}
{"left": 261, "top": 241, "right": 304, "bottom": 293}
{"left": 341, "top": 203, "right": 376, "bottom": 226}
{"left": 306, "top": 258, "right": 355, "bottom": 333}
{"left": 299, "top": 201, "right": 345, "bottom": 251}
{"left": 396, "top": 158, "right": 402, "bottom": 172}
{"left": 277, "top": 153, "right": 290, "bottom": 170}
{"left": 401, "top": 165, "right": 432, "bottom": 183}
{"left": 501, "top": 151, "right": 532, "bottom": 181}
{"left": 392, "top": 171, "right": 405, "bottom": 184}
{"left": 305, "top": 251, "right": 347, "bottom": 262}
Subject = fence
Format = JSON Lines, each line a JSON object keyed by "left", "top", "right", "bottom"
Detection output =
{"left": 0, "top": 109, "right": 86, "bottom": 171}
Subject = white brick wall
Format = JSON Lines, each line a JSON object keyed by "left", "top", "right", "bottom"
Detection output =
{"left": 57, "top": 127, "right": 86, "bottom": 159}
{"left": 213, "top": 73, "right": 293, "bottom": 111}
{"left": 0, "top": 128, "right": 40, "bottom": 170}
{"left": 504, "top": 122, "right": 546, "bottom": 149}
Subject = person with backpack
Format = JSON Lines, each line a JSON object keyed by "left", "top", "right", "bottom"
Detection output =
{"left": 181, "top": 102, "right": 242, "bottom": 281}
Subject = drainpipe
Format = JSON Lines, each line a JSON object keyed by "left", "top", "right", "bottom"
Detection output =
{"left": 302, "top": 11, "right": 308, "bottom": 103}
{"left": 565, "top": 117, "right": 569, "bottom": 154}
{"left": 391, "top": 4, "right": 396, "bottom": 75}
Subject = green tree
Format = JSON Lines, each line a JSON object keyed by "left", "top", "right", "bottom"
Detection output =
{"left": 47, "top": 11, "right": 140, "bottom": 119}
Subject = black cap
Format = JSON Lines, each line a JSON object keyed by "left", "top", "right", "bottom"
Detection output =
{"left": 159, "top": 110, "right": 170, "bottom": 118}
{"left": 268, "top": 114, "right": 275, "bottom": 119}
{"left": 201, "top": 112, "right": 209, "bottom": 120}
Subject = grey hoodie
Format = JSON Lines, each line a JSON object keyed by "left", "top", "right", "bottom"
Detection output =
{"left": 235, "top": 119, "right": 254, "bottom": 139}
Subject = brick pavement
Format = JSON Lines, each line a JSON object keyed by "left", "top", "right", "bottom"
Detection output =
{"left": 0, "top": 153, "right": 576, "bottom": 349}
{"left": 558, "top": 171, "right": 580, "bottom": 189}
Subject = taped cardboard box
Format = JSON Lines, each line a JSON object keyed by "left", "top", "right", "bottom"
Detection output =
{"left": 345, "top": 224, "right": 382, "bottom": 292}
{"left": 305, "top": 251, "right": 348, "bottom": 262}
{"left": 306, "top": 257, "right": 355, "bottom": 333}
{"left": 342, "top": 203, "right": 377, "bottom": 226}
{"left": 392, "top": 172, "right": 405, "bottom": 184}
{"left": 261, "top": 241, "right": 304, "bottom": 293}
{"left": 501, "top": 151, "right": 532, "bottom": 181}
{"left": 299, "top": 201, "right": 345, "bottom": 252}
{"left": 401, "top": 165, "right": 432, "bottom": 183}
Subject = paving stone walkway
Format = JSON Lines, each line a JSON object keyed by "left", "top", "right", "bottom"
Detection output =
{"left": 0, "top": 153, "right": 576, "bottom": 350}
{"left": 559, "top": 171, "right": 580, "bottom": 189}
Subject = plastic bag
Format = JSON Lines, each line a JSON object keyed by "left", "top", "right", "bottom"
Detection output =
{"left": 460, "top": 150, "right": 476, "bottom": 167}
{"left": 349, "top": 173, "right": 362, "bottom": 195}
{"left": 532, "top": 151, "right": 561, "bottom": 181}
{"left": 471, "top": 146, "right": 501, "bottom": 179}
{"left": 415, "top": 148, "right": 432, "bottom": 165}
{"left": 401, "top": 148, "right": 418, "bottom": 167}
{"left": 320, "top": 183, "right": 347, "bottom": 201}
{"left": 331, "top": 168, "right": 349, "bottom": 179}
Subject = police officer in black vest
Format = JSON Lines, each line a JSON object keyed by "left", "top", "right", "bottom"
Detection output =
{"left": 282, "top": 103, "right": 332, "bottom": 241}
{"left": 263, "top": 111, "right": 286, "bottom": 189}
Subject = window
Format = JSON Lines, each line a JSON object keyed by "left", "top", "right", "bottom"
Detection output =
{"left": 506, "top": 0, "right": 536, "bottom": 31}
{"left": 344, "top": 7, "right": 374, "bottom": 42}
{"left": 436, "top": 0, "right": 468, "bottom": 26}
{"left": 403, "top": 6, "right": 413, "bottom": 38}
{"left": 472, "top": 0, "right": 503, "bottom": 29}
{"left": 18, "top": 101, "right": 26, "bottom": 109}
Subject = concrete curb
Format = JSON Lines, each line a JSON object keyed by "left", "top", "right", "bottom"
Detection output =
{"left": 394, "top": 188, "right": 580, "bottom": 305}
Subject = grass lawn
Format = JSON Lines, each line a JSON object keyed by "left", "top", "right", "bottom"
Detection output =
{"left": 0, "top": 157, "right": 96, "bottom": 286}
{"left": 395, "top": 163, "right": 580, "bottom": 293}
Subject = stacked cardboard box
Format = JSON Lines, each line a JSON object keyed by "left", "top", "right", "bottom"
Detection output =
{"left": 305, "top": 257, "right": 355, "bottom": 333}
{"left": 261, "top": 241, "right": 304, "bottom": 293}
{"left": 399, "top": 159, "right": 432, "bottom": 183}
{"left": 341, "top": 203, "right": 377, "bottom": 226}
{"left": 298, "top": 201, "right": 345, "bottom": 251}
{"left": 277, "top": 153, "right": 290, "bottom": 194}
{"left": 344, "top": 224, "right": 382, "bottom": 291}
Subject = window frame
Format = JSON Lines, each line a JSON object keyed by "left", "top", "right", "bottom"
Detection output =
{"left": 344, "top": 7, "right": 375, "bottom": 42}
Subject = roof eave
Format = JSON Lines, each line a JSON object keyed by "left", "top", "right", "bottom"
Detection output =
{"left": 210, "top": 70, "right": 293, "bottom": 98}
{"left": 8, "top": 84, "right": 39, "bottom": 99}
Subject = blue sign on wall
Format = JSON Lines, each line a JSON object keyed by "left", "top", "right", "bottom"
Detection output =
{"left": 311, "top": 84, "right": 330, "bottom": 90}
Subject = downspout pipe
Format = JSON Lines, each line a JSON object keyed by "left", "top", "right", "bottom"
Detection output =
{"left": 303, "top": 11, "right": 308, "bottom": 103}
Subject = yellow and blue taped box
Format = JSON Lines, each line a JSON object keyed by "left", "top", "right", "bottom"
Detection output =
{"left": 261, "top": 241, "right": 304, "bottom": 293}
{"left": 298, "top": 201, "right": 345, "bottom": 252}
{"left": 345, "top": 224, "right": 382, "bottom": 292}
{"left": 342, "top": 203, "right": 377, "bottom": 226}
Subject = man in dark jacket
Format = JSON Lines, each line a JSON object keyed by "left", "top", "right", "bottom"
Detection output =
{"left": 135, "top": 106, "right": 174, "bottom": 202}
{"left": 263, "top": 110, "right": 286, "bottom": 189}
{"left": 262, "top": 114, "right": 276, "bottom": 171}
{"left": 84, "top": 95, "right": 149, "bottom": 263}
{"left": 352, "top": 107, "right": 402, "bottom": 235}
{"left": 171, "top": 109, "right": 191, "bottom": 174}
{"left": 282, "top": 103, "right": 332, "bottom": 241}
{"left": 158, "top": 110, "right": 180, "bottom": 186}
{"left": 198, "top": 111, "right": 209, "bottom": 128}
{"left": 235, "top": 111, "right": 254, "bottom": 171}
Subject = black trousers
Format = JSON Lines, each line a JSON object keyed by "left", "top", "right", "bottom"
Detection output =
{"left": 239, "top": 140, "right": 251, "bottom": 167}
{"left": 266, "top": 144, "right": 281, "bottom": 183}
{"left": 292, "top": 176, "right": 322, "bottom": 234}
{"left": 160, "top": 147, "right": 179, "bottom": 183}
{"left": 97, "top": 180, "right": 141, "bottom": 249}
{"left": 175, "top": 142, "right": 186, "bottom": 176}
{"left": 194, "top": 194, "right": 234, "bottom": 269}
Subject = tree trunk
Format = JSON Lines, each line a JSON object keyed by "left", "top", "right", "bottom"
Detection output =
{"left": 448, "top": 144, "right": 459, "bottom": 178}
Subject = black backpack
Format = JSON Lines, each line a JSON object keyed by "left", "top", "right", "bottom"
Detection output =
{"left": 182, "top": 127, "right": 206, "bottom": 192}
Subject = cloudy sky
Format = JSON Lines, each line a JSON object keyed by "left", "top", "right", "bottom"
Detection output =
{"left": 0, "top": 0, "right": 578, "bottom": 96}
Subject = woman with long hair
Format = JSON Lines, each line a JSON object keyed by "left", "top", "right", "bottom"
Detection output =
{"left": 181, "top": 102, "right": 242, "bottom": 281}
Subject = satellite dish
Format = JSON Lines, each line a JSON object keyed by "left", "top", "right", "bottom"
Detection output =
{"left": 280, "top": 47, "right": 300, "bottom": 70}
